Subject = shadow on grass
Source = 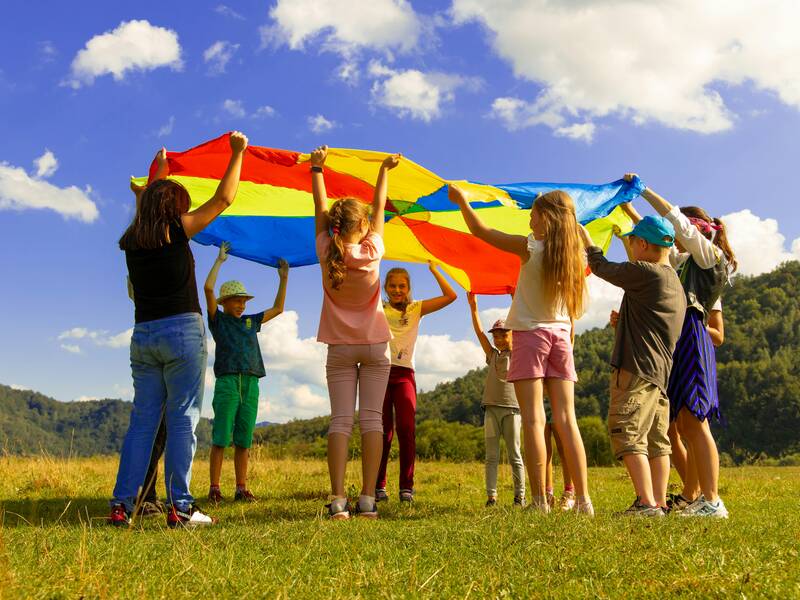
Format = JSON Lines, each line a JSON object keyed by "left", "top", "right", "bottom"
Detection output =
{"left": 1, "top": 497, "right": 110, "bottom": 528}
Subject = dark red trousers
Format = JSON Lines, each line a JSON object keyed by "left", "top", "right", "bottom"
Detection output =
{"left": 377, "top": 366, "right": 417, "bottom": 490}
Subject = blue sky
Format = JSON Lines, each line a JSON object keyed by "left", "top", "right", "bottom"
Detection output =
{"left": 2, "top": 1, "right": 799, "bottom": 421}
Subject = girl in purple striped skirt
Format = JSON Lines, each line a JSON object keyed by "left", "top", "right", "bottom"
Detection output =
{"left": 628, "top": 174, "right": 737, "bottom": 518}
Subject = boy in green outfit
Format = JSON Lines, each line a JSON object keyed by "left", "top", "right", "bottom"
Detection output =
{"left": 204, "top": 242, "right": 289, "bottom": 503}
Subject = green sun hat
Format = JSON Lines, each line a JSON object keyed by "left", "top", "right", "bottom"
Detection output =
{"left": 217, "top": 280, "right": 254, "bottom": 304}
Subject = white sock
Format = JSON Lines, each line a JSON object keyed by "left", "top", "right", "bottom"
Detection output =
{"left": 358, "top": 495, "right": 375, "bottom": 510}
{"left": 330, "top": 497, "right": 348, "bottom": 513}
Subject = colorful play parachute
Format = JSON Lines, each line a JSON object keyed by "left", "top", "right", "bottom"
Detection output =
{"left": 138, "top": 134, "right": 641, "bottom": 294}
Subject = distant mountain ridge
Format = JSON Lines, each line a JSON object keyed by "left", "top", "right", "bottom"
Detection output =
{"left": 0, "top": 385, "right": 212, "bottom": 456}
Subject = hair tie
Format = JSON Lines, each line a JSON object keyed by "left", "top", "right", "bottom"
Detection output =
{"left": 332, "top": 226, "right": 340, "bottom": 235}
{"left": 688, "top": 216, "right": 722, "bottom": 234}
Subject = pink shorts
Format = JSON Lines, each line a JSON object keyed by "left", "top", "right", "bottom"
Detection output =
{"left": 507, "top": 328, "right": 577, "bottom": 382}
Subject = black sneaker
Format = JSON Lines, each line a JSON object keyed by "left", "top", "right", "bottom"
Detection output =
{"left": 375, "top": 488, "right": 389, "bottom": 503}
{"left": 486, "top": 497, "right": 497, "bottom": 508}
{"left": 108, "top": 503, "right": 131, "bottom": 527}
{"left": 167, "top": 503, "right": 217, "bottom": 528}
{"left": 234, "top": 488, "right": 257, "bottom": 503}
{"left": 513, "top": 496, "right": 526, "bottom": 508}
{"left": 135, "top": 499, "right": 166, "bottom": 517}
{"left": 399, "top": 488, "right": 414, "bottom": 503}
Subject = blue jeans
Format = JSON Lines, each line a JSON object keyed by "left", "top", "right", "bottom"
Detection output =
{"left": 112, "top": 313, "right": 207, "bottom": 511}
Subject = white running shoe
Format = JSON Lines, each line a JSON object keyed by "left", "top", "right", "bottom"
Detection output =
{"left": 560, "top": 493, "right": 576, "bottom": 512}
{"left": 680, "top": 495, "right": 729, "bottom": 519}
{"left": 529, "top": 496, "right": 552, "bottom": 514}
{"left": 574, "top": 500, "right": 595, "bottom": 517}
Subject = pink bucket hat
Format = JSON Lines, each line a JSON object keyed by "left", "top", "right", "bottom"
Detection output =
{"left": 488, "top": 319, "right": 509, "bottom": 333}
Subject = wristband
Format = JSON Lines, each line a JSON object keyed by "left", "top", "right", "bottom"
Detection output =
{"left": 311, "top": 166, "right": 323, "bottom": 173}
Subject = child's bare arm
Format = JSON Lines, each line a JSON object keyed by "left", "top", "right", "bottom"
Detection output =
{"left": 262, "top": 260, "right": 289, "bottom": 323}
{"left": 467, "top": 292, "right": 493, "bottom": 358}
{"left": 707, "top": 309, "right": 724, "bottom": 346}
{"left": 204, "top": 243, "right": 229, "bottom": 319}
{"left": 371, "top": 154, "right": 401, "bottom": 237}
{"left": 182, "top": 132, "right": 248, "bottom": 238}
{"left": 449, "top": 185, "right": 528, "bottom": 259}
{"left": 421, "top": 262, "right": 458, "bottom": 316}
{"left": 311, "top": 146, "right": 330, "bottom": 236}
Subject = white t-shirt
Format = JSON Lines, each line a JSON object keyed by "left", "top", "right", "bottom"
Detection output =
{"left": 384, "top": 300, "right": 423, "bottom": 369}
{"left": 505, "top": 235, "right": 575, "bottom": 332}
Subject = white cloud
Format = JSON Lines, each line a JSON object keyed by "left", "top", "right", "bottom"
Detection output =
{"left": 337, "top": 60, "right": 360, "bottom": 85}
{"left": 204, "top": 40, "right": 239, "bottom": 75}
{"left": 157, "top": 115, "right": 175, "bottom": 137}
{"left": 721, "top": 209, "right": 800, "bottom": 275}
{"left": 0, "top": 152, "right": 98, "bottom": 222}
{"left": 555, "top": 122, "right": 596, "bottom": 143}
{"left": 74, "top": 395, "right": 100, "bottom": 402}
{"left": 308, "top": 114, "right": 336, "bottom": 133}
{"left": 67, "top": 20, "right": 182, "bottom": 88}
{"left": 259, "top": 311, "right": 328, "bottom": 387}
{"left": 413, "top": 334, "right": 485, "bottom": 391}
{"left": 453, "top": 0, "right": 800, "bottom": 139}
{"left": 263, "top": 0, "right": 423, "bottom": 54}
{"left": 254, "top": 105, "right": 276, "bottom": 118}
{"left": 222, "top": 98, "right": 247, "bottom": 118}
{"left": 368, "top": 62, "right": 479, "bottom": 121}
{"left": 61, "top": 344, "right": 81, "bottom": 354}
{"left": 33, "top": 149, "right": 58, "bottom": 178}
{"left": 39, "top": 41, "right": 57, "bottom": 63}
{"left": 58, "top": 327, "right": 133, "bottom": 350}
{"left": 215, "top": 4, "right": 244, "bottom": 20}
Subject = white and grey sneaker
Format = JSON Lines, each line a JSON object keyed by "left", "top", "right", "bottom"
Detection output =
{"left": 529, "top": 496, "right": 552, "bottom": 514}
{"left": 326, "top": 497, "right": 351, "bottom": 520}
{"left": 560, "top": 493, "right": 576, "bottom": 512}
{"left": 680, "top": 495, "right": 729, "bottom": 519}
{"left": 354, "top": 496, "right": 378, "bottom": 519}
{"left": 619, "top": 497, "right": 665, "bottom": 518}
{"left": 167, "top": 503, "right": 217, "bottom": 528}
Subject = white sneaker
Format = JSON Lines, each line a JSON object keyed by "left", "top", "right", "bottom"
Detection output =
{"left": 167, "top": 504, "right": 217, "bottom": 528}
{"left": 574, "top": 500, "right": 595, "bottom": 517}
{"left": 680, "top": 495, "right": 729, "bottom": 518}
{"left": 529, "top": 496, "right": 551, "bottom": 514}
{"left": 560, "top": 493, "right": 576, "bottom": 512}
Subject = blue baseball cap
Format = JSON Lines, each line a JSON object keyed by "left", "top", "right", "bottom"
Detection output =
{"left": 621, "top": 215, "right": 675, "bottom": 247}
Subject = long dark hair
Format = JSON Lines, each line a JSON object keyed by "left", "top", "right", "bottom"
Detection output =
{"left": 119, "top": 179, "right": 191, "bottom": 251}
{"left": 680, "top": 206, "right": 738, "bottom": 274}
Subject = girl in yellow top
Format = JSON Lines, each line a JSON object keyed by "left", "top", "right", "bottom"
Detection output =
{"left": 376, "top": 263, "right": 457, "bottom": 502}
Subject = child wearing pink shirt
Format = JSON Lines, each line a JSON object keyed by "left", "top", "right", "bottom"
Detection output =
{"left": 311, "top": 145, "right": 401, "bottom": 520}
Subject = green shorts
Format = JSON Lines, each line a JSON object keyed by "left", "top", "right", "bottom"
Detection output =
{"left": 211, "top": 374, "right": 259, "bottom": 449}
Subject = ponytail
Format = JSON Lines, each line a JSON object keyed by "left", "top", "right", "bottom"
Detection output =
{"left": 325, "top": 198, "right": 370, "bottom": 290}
{"left": 712, "top": 217, "right": 738, "bottom": 274}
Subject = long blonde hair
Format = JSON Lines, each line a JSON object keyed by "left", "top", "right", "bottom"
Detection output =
{"left": 534, "top": 190, "right": 586, "bottom": 320}
{"left": 384, "top": 267, "right": 413, "bottom": 315}
{"left": 326, "top": 198, "right": 370, "bottom": 290}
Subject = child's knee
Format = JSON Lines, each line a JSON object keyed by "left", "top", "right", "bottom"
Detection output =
{"left": 328, "top": 416, "right": 354, "bottom": 436}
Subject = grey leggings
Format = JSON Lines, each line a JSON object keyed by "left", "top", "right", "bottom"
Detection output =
{"left": 484, "top": 405, "right": 525, "bottom": 497}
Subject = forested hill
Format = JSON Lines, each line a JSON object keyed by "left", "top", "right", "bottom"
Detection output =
{"left": 2, "top": 262, "right": 800, "bottom": 461}
{"left": 257, "top": 261, "right": 800, "bottom": 462}
{"left": 0, "top": 386, "right": 212, "bottom": 456}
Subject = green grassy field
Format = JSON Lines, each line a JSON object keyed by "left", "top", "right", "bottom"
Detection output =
{"left": 1, "top": 452, "right": 798, "bottom": 599}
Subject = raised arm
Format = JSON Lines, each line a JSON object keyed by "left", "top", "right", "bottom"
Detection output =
{"left": 311, "top": 145, "right": 330, "bottom": 235}
{"left": 203, "top": 243, "right": 229, "bottom": 319}
{"left": 421, "top": 262, "right": 458, "bottom": 316}
{"left": 467, "top": 292, "right": 493, "bottom": 358}
{"left": 181, "top": 131, "right": 248, "bottom": 239}
{"left": 371, "top": 154, "right": 401, "bottom": 237}
{"left": 262, "top": 260, "right": 289, "bottom": 323}
{"left": 448, "top": 185, "right": 528, "bottom": 259}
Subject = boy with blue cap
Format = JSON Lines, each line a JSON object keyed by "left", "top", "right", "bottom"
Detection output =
{"left": 578, "top": 206, "right": 687, "bottom": 516}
